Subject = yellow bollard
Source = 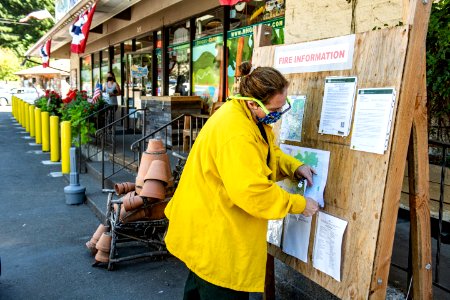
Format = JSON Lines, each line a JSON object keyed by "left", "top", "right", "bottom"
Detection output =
{"left": 61, "top": 121, "right": 71, "bottom": 174}
{"left": 35, "top": 108, "right": 42, "bottom": 144}
{"left": 25, "top": 103, "right": 30, "bottom": 132}
{"left": 29, "top": 105, "right": 35, "bottom": 137}
{"left": 50, "top": 115, "right": 60, "bottom": 162}
{"left": 11, "top": 96, "right": 15, "bottom": 119}
{"left": 21, "top": 101, "right": 25, "bottom": 127}
{"left": 18, "top": 100, "right": 23, "bottom": 126}
{"left": 41, "top": 111, "right": 50, "bottom": 152}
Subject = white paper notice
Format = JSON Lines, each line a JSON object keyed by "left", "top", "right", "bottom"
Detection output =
{"left": 312, "top": 212, "right": 348, "bottom": 282}
{"left": 319, "top": 77, "right": 357, "bottom": 136}
{"left": 282, "top": 214, "right": 312, "bottom": 263}
{"left": 279, "top": 144, "right": 330, "bottom": 207}
{"left": 267, "top": 219, "right": 284, "bottom": 247}
{"left": 280, "top": 95, "right": 306, "bottom": 142}
{"left": 350, "top": 88, "right": 396, "bottom": 154}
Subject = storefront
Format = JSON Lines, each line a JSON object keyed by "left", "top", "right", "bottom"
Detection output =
{"left": 26, "top": 0, "right": 287, "bottom": 113}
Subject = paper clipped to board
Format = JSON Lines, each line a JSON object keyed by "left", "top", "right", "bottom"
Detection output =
{"left": 279, "top": 144, "right": 330, "bottom": 208}
{"left": 312, "top": 211, "right": 348, "bottom": 282}
{"left": 282, "top": 214, "right": 312, "bottom": 263}
{"left": 350, "top": 88, "right": 396, "bottom": 154}
{"left": 280, "top": 95, "right": 306, "bottom": 142}
{"left": 319, "top": 76, "right": 357, "bottom": 137}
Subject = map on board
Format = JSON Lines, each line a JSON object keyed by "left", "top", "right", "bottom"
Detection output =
{"left": 278, "top": 144, "right": 330, "bottom": 207}
{"left": 280, "top": 95, "right": 307, "bottom": 142}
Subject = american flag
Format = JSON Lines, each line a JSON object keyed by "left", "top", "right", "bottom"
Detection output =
{"left": 69, "top": 2, "right": 97, "bottom": 54}
{"left": 91, "top": 83, "right": 102, "bottom": 104}
{"left": 40, "top": 40, "right": 51, "bottom": 68}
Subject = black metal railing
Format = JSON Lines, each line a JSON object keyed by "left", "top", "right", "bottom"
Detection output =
{"left": 428, "top": 139, "right": 450, "bottom": 293}
{"left": 130, "top": 113, "right": 209, "bottom": 168}
{"left": 75, "top": 105, "right": 115, "bottom": 174}
{"left": 391, "top": 139, "right": 450, "bottom": 296}
{"left": 95, "top": 108, "right": 148, "bottom": 189}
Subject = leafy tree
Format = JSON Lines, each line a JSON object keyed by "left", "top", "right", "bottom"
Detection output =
{"left": 426, "top": 0, "right": 450, "bottom": 141}
{"left": 0, "top": 0, "right": 54, "bottom": 57}
{"left": 0, "top": 47, "right": 21, "bottom": 80}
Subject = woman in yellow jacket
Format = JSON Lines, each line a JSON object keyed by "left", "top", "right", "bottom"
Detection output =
{"left": 164, "top": 62, "right": 319, "bottom": 299}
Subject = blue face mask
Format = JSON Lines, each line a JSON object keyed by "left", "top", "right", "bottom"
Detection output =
{"left": 257, "top": 111, "right": 282, "bottom": 125}
{"left": 227, "top": 95, "right": 292, "bottom": 125}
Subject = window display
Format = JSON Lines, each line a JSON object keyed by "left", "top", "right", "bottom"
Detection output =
{"left": 80, "top": 55, "right": 92, "bottom": 95}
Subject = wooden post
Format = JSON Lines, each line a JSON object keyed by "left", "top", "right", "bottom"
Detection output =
{"left": 407, "top": 53, "right": 432, "bottom": 299}
{"left": 264, "top": 253, "right": 275, "bottom": 300}
{"left": 369, "top": 0, "right": 432, "bottom": 298}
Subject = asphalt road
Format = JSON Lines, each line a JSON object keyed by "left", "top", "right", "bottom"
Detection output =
{"left": 0, "top": 107, "right": 188, "bottom": 299}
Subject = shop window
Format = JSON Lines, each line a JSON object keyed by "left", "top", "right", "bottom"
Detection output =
{"left": 80, "top": 55, "right": 92, "bottom": 95}
{"left": 135, "top": 35, "right": 153, "bottom": 52}
{"left": 226, "top": 2, "right": 285, "bottom": 96}
{"left": 156, "top": 31, "right": 162, "bottom": 96}
{"left": 195, "top": 8, "right": 223, "bottom": 39}
{"left": 93, "top": 52, "right": 100, "bottom": 90}
{"left": 101, "top": 48, "right": 109, "bottom": 83}
{"left": 192, "top": 8, "right": 224, "bottom": 108}
{"left": 167, "top": 24, "right": 190, "bottom": 96}
{"left": 229, "top": 0, "right": 285, "bottom": 29}
{"left": 112, "top": 44, "right": 122, "bottom": 89}
{"left": 192, "top": 34, "right": 223, "bottom": 106}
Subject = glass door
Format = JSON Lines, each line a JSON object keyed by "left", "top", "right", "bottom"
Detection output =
{"left": 125, "top": 51, "right": 153, "bottom": 110}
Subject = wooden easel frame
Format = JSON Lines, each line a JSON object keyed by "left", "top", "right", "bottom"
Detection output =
{"left": 257, "top": 0, "right": 433, "bottom": 299}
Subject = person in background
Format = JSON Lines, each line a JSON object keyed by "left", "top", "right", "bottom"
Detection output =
{"left": 103, "top": 71, "right": 121, "bottom": 124}
{"left": 174, "top": 75, "right": 187, "bottom": 96}
{"left": 164, "top": 61, "right": 319, "bottom": 300}
{"left": 103, "top": 71, "right": 121, "bottom": 108}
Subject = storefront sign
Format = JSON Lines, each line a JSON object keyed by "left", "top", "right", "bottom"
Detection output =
{"left": 274, "top": 34, "right": 355, "bottom": 74}
{"left": 131, "top": 65, "right": 148, "bottom": 78}
{"left": 227, "top": 17, "right": 284, "bottom": 39}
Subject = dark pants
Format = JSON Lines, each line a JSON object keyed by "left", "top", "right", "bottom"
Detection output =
{"left": 183, "top": 270, "right": 249, "bottom": 300}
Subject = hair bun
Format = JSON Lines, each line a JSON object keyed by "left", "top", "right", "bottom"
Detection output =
{"left": 238, "top": 61, "right": 252, "bottom": 76}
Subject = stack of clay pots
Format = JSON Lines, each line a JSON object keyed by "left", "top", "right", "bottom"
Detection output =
{"left": 94, "top": 232, "right": 112, "bottom": 263}
{"left": 85, "top": 224, "right": 109, "bottom": 255}
{"left": 85, "top": 139, "right": 172, "bottom": 263}
{"left": 113, "top": 139, "right": 172, "bottom": 223}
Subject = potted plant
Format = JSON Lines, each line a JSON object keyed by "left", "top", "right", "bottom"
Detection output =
{"left": 59, "top": 90, "right": 106, "bottom": 146}
{"left": 34, "top": 90, "right": 63, "bottom": 116}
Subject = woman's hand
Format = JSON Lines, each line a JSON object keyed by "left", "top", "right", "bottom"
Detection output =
{"left": 302, "top": 197, "right": 319, "bottom": 217}
{"left": 295, "top": 164, "right": 317, "bottom": 186}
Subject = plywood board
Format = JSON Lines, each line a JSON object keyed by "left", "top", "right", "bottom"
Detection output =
{"left": 253, "top": 26, "right": 409, "bottom": 298}
{"left": 285, "top": 0, "right": 405, "bottom": 44}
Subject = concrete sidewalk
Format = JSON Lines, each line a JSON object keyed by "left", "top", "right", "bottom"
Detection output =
{"left": 0, "top": 109, "right": 189, "bottom": 300}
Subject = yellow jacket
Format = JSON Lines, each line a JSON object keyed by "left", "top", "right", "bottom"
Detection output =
{"left": 164, "top": 99, "right": 306, "bottom": 292}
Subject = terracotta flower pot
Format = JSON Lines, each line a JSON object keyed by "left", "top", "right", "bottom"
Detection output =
{"left": 146, "top": 139, "right": 165, "bottom": 153}
{"left": 135, "top": 176, "right": 144, "bottom": 194}
{"left": 95, "top": 249, "right": 110, "bottom": 263}
{"left": 144, "top": 199, "right": 170, "bottom": 220}
{"left": 95, "top": 232, "right": 112, "bottom": 253}
{"left": 122, "top": 208, "right": 146, "bottom": 223}
{"left": 86, "top": 224, "right": 108, "bottom": 255}
{"left": 123, "top": 194, "right": 145, "bottom": 211}
{"left": 114, "top": 182, "right": 136, "bottom": 195}
{"left": 144, "top": 160, "right": 170, "bottom": 184}
{"left": 140, "top": 179, "right": 166, "bottom": 199}
{"left": 137, "top": 152, "right": 170, "bottom": 181}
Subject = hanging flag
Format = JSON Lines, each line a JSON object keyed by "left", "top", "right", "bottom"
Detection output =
{"left": 70, "top": 2, "right": 97, "bottom": 54}
{"left": 19, "top": 9, "right": 55, "bottom": 23}
{"left": 219, "top": 0, "right": 250, "bottom": 6}
{"left": 90, "top": 82, "right": 102, "bottom": 104}
{"left": 40, "top": 40, "right": 51, "bottom": 68}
